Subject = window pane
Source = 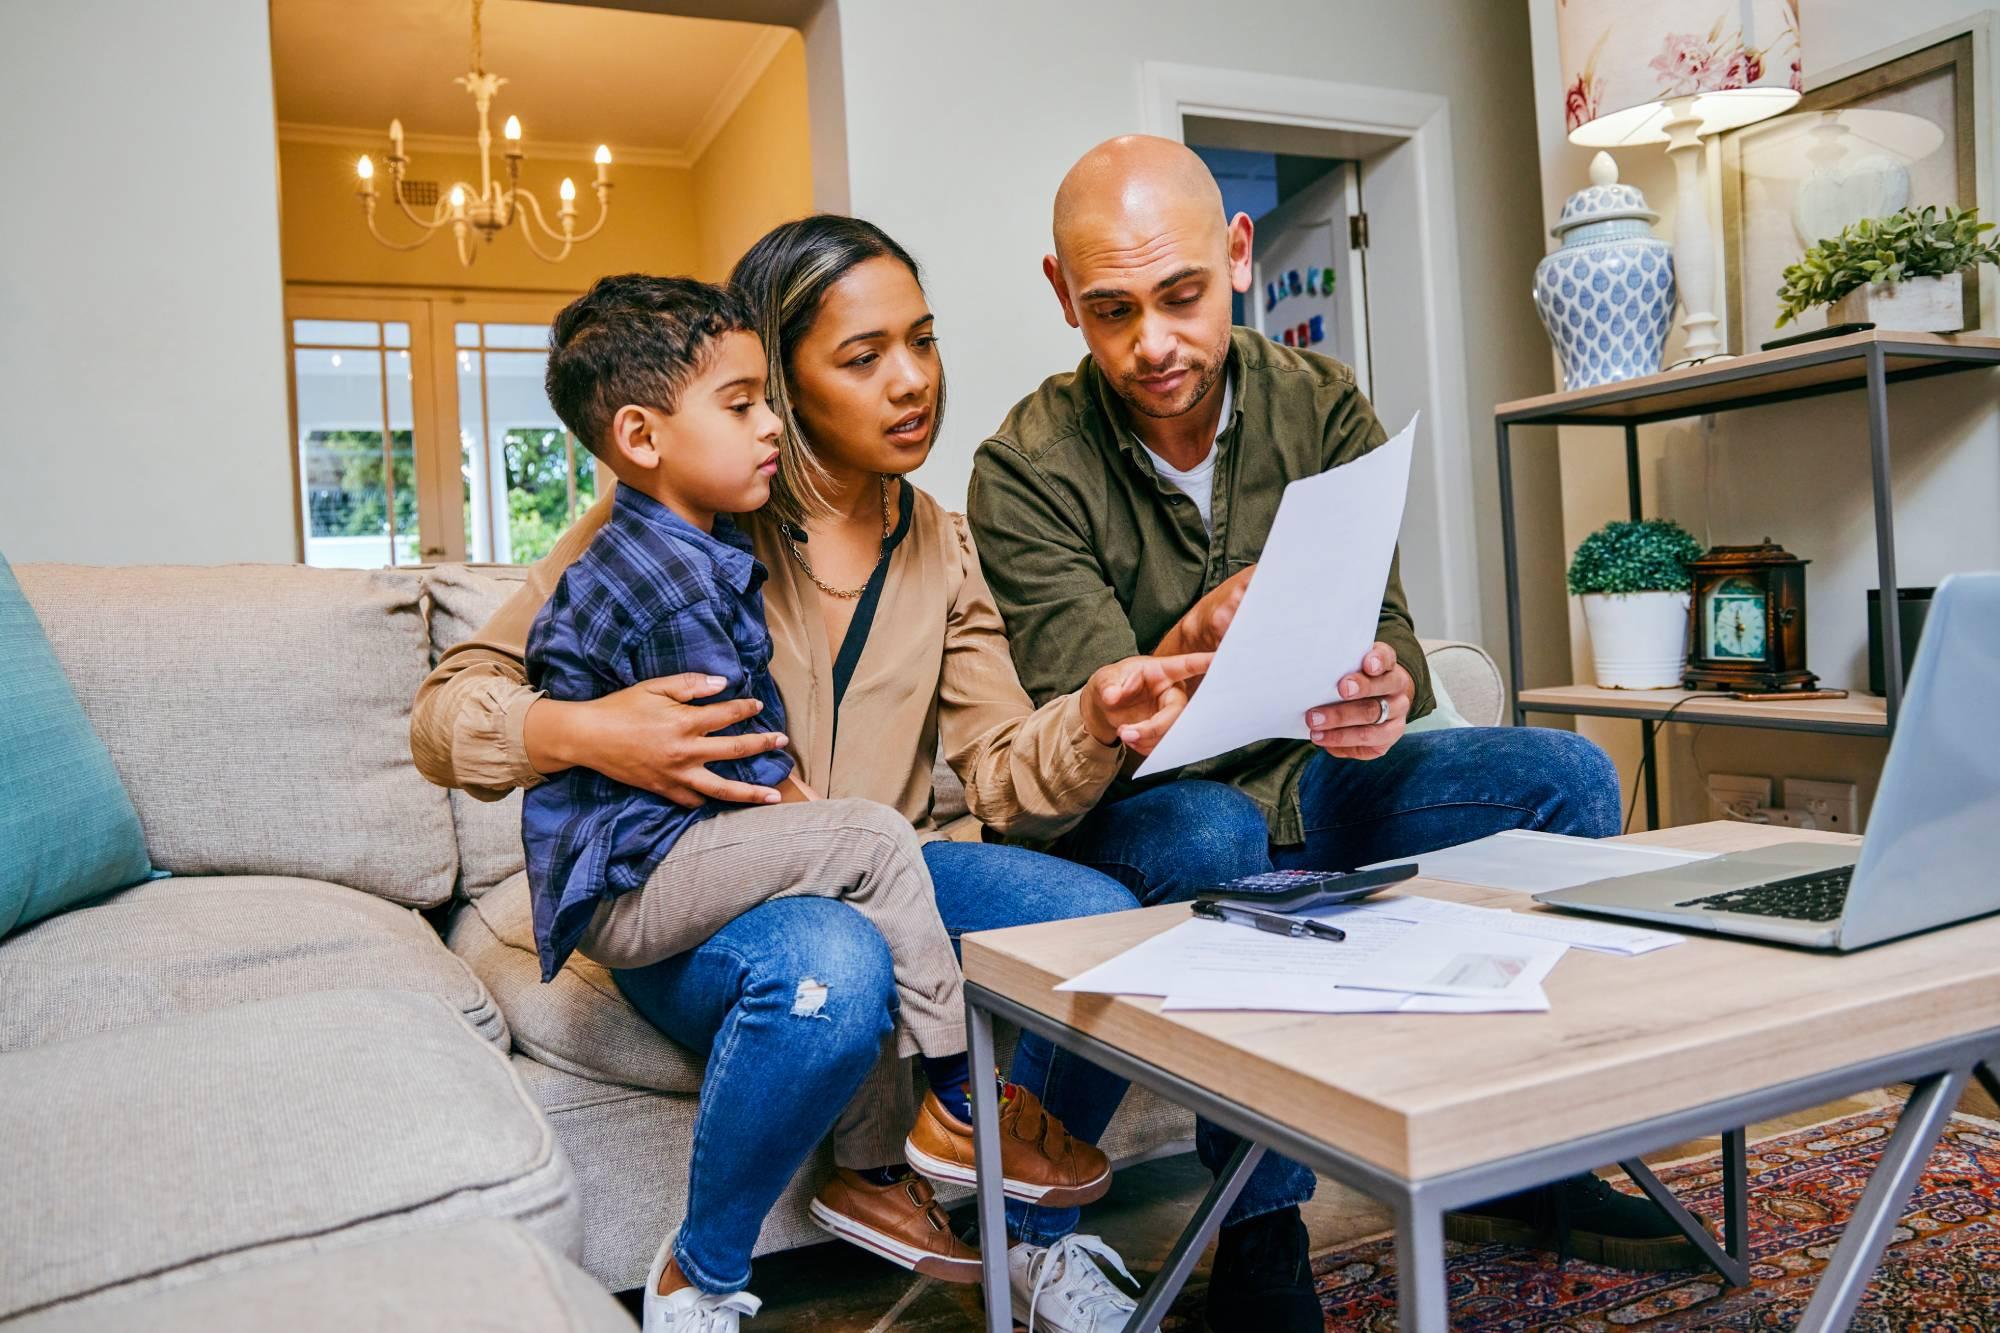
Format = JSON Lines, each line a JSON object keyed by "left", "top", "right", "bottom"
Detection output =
{"left": 295, "top": 348, "right": 396, "bottom": 568}
{"left": 383, "top": 321, "right": 411, "bottom": 349}
{"left": 456, "top": 322, "right": 480, "bottom": 348}
{"left": 385, "top": 351, "right": 420, "bottom": 564}
{"left": 482, "top": 323, "right": 550, "bottom": 349}
{"left": 485, "top": 348, "right": 567, "bottom": 563}
{"left": 292, "top": 319, "right": 379, "bottom": 347}
{"left": 458, "top": 347, "right": 494, "bottom": 561}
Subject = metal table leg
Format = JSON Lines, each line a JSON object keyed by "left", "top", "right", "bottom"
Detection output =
{"left": 1122, "top": 1139, "right": 1265, "bottom": 1332}
{"left": 1620, "top": 1154, "right": 1749, "bottom": 1286}
{"left": 1722, "top": 1126, "right": 1750, "bottom": 1270}
{"left": 1794, "top": 1068, "right": 1968, "bottom": 1332}
{"left": 1395, "top": 1191, "right": 1450, "bottom": 1332}
{"left": 968, "top": 1000, "right": 1012, "bottom": 1333}
{"left": 1975, "top": 1057, "right": 2000, "bottom": 1110}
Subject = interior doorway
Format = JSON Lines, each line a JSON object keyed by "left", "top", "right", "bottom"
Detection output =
{"left": 1148, "top": 64, "right": 1482, "bottom": 648}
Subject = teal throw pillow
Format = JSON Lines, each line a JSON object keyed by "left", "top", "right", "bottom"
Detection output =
{"left": 1, "top": 554, "right": 157, "bottom": 936}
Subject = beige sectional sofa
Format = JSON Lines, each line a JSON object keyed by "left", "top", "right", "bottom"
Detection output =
{"left": 0, "top": 559, "right": 1503, "bottom": 1323}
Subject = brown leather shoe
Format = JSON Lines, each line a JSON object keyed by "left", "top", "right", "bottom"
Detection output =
{"left": 903, "top": 1084, "right": 1112, "bottom": 1208}
{"left": 809, "top": 1167, "right": 983, "bottom": 1283}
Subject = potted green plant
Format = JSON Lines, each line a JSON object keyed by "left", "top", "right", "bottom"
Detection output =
{"left": 1776, "top": 205, "right": 2000, "bottom": 332}
{"left": 1568, "top": 519, "right": 1703, "bottom": 689}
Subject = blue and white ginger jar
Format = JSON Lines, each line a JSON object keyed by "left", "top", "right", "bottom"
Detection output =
{"left": 1534, "top": 153, "right": 1675, "bottom": 391}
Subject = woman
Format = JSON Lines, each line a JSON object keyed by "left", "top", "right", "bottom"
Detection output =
{"left": 411, "top": 217, "right": 1219, "bottom": 1333}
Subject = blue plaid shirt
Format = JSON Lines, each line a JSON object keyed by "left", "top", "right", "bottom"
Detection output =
{"left": 523, "top": 484, "right": 794, "bottom": 981}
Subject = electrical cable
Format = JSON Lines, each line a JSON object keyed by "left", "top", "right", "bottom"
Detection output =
{"left": 1621, "top": 694, "right": 1704, "bottom": 834}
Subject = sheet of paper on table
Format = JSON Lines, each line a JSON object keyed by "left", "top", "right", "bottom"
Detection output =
{"left": 1134, "top": 415, "right": 1418, "bottom": 779}
{"left": 1159, "top": 986, "right": 1551, "bottom": 1015}
{"left": 1056, "top": 914, "right": 1417, "bottom": 999}
{"left": 1362, "top": 829, "right": 1716, "bottom": 896}
{"left": 1335, "top": 921, "right": 1569, "bottom": 998}
{"left": 1348, "top": 894, "right": 1685, "bottom": 955}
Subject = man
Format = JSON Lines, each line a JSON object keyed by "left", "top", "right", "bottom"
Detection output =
{"left": 968, "top": 136, "right": 1694, "bottom": 1333}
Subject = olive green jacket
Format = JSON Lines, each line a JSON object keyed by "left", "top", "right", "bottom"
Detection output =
{"left": 966, "top": 328, "right": 1433, "bottom": 844}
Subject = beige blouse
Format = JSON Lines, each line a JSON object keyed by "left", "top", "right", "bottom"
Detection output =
{"left": 409, "top": 484, "right": 1123, "bottom": 841}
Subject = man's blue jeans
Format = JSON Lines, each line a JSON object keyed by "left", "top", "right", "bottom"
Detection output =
{"left": 1056, "top": 726, "right": 1621, "bottom": 1225}
{"left": 610, "top": 840, "right": 1140, "bottom": 1292}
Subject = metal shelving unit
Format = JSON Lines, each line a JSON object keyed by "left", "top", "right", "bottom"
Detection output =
{"left": 1493, "top": 329, "right": 2000, "bottom": 828}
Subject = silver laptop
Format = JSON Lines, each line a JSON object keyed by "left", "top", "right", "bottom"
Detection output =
{"left": 1535, "top": 572, "right": 2000, "bottom": 951}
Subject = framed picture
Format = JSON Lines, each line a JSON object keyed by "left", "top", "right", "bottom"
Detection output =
{"left": 1721, "top": 33, "right": 1979, "bottom": 352}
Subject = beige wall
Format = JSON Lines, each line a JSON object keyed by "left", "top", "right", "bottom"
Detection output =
{"left": 279, "top": 139, "right": 702, "bottom": 291}
{"left": 693, "top": 32, "right": 815, "bottom": 282}
{"left": 0, "top": 0, "right": 294, "bottom": 565}
{"left": 1527, "top": 4, "right": 2000, "bottom": 829}
{"left": 825, "top": 0, "right": 1567, "bottom": 682}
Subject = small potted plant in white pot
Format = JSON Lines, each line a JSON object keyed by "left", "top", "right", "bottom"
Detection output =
{"left": 1569, "top": 518, "right": 1703, "bottom": 689}
{"left": 1777, "top": 205, "right": 2000, "bottom": 333}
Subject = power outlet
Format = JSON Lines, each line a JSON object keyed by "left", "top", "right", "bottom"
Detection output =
{"left": 1708, "top": 773, "right": 1772, "bottom": 822}
{"left": 1781, "top": 779, "right": 1860, "bottom": 834}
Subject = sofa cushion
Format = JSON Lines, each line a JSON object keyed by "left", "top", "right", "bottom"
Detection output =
{"left": 0, "top": 874, "right": 505, "bottom": 1052}
{"left": 0, "top": 989, "right": 579, "bottom": 1322}
{"left": 1419, "top": 637, "right": 1504, "bottom": 728}
{"left": 1, "top": 554, "right": 157, "bottom": 937}
{"left": 424, "top": 564, "right": 533, "bottom": 897}
{"left": 449, "top": 874, "right": 705, "bottom": 1094}
{"left": 10, "top": 1220, "right": 633, "bottom": 1333}
{"left": 15, "top": 564, "right": 457, "bottom": 908}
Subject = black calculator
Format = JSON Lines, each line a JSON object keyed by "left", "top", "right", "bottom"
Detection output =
{"left": 1194, "top": 864, "right": 1418, "bottom": 914}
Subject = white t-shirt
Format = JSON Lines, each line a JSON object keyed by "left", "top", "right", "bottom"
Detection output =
{"left": 1136, "top": 378, "right": 1233, "bottom": 534}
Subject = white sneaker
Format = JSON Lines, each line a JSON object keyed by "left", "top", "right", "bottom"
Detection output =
{"left": 642, "top": 1231, "right": 762, "bottom": 1333}
{"left": 1008, "top": 1234, "right": 1141, "bottom": 1333}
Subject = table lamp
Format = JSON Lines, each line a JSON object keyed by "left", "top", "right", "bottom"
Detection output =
{"left": 1558, "top": 0, "right": 1804, "bottom": 361}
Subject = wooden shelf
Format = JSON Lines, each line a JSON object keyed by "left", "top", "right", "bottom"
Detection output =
{"left": 1495, "top": 330, "right": 2000, "bottom": 427}
{"left": 1518, "top": 683, "right": 1888, "bottom": 736}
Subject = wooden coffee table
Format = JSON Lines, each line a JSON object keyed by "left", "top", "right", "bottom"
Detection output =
{"left": 961, "top": 822, "right": 2000, "bottom": 1331}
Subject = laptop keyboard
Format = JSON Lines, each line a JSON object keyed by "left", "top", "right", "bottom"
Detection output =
{"left": 1675, "top": 865, "right": 1855, "bottom": 922}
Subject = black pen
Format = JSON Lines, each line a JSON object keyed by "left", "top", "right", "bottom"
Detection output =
{"left": 1192, "top": 900, "right": 1347, "bottom": 943}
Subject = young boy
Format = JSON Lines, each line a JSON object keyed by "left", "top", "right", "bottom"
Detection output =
{"left": 521, "top": 275, "right": 1108, "bottom": 1319}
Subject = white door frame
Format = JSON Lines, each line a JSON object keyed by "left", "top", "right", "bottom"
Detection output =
{"left": 1142, "top": 62, "right": 1481, "bottom": 644}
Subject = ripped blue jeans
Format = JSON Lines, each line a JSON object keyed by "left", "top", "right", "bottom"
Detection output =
{"left": 610, "top": 842, "right": 1140, "bottom": 1293}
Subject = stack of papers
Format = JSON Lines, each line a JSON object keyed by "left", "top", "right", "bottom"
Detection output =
{"left": 1057, "top": 890, "right": 1686, "bottom": 1016}
{"left": 1360, "top": 829, "right": 1716, "bottom": 895}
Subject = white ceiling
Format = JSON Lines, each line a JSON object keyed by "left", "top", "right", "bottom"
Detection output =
{"left": 271, "top": 0, "right": 791, "bottom": 166}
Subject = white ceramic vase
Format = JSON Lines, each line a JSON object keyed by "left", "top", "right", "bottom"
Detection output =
{"left": 1829, "top": 272, "right": 1963, "bottom": 332}
{"left": 1581, "top": 591, "right": 1691, "bottom": 689}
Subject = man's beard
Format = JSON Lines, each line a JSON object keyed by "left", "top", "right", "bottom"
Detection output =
{"left": 1116, "top": 338, "right": 1229, "bottom": 420}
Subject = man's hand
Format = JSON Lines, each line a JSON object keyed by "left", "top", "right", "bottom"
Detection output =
{"left": 523, "top": 673, "right": 788, "bottom": 807}
{"left": 1155, "top": 564, "right": 1255, "bottom": 658}
{"left": 1305, "top": 641, "right": 1413, "bottom": 761}
{"left": 1080, "top": 652, "right": 1215, "bottom": 754}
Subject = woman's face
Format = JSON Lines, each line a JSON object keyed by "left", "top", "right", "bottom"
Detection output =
{"left": 788, "top": 255, "right": 940, "bottom": 478}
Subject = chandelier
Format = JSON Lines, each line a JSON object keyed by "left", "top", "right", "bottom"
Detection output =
{"left": 353, "top": 0, "right": 612, "bottom": 266}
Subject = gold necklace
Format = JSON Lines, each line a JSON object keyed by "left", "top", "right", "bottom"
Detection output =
{"left": 786, "top": 475, "right": 893, "bottom": 600}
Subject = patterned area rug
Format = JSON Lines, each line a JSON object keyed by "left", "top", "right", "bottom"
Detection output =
{"left": 1166, "top": 1102, "right": 2000, "bottom": 1331}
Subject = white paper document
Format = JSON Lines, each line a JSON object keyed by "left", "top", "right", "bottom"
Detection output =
{"left": 1160, "top": 986, "right": 1551, "bottom": 1015}
{"left": 1338, "top": 922, "right": 1569, "bottom": 998}
{"left": 1134, "top": 416, "right": 1419, "bottom": 779}
{"left": 1056, "top": 915, "right": 1416, "bottom": 999}
{"left": 1350, "top": 895, "right": 1685, "bottom": 956}
{"left": 1364, "top": 829, "right": 1716, "bottom": 896}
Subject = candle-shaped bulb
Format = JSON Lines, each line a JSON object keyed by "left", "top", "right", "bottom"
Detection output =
{"left": 503, "top": 115, "right": 522, "bottom": 142}
{"left": 357, "top": 154, "right": 374, "bottom": 181}
{"left": 594, "top": 144, "right": 611, "bottom": 166}
{"left": 559, "top": 176, "right": 576, "bottom": 202}
{"left": 389, "top": 118, "right": 404, "bottom": 150}
{"left": 449, "top": 184, "right": 466, "bottom": 209}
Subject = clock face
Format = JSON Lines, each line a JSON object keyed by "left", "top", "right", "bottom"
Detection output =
{"left": 1704, "top": 576, "right": 1768, "bottom": 661}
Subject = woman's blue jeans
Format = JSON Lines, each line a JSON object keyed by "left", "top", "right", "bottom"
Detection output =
{"left": 610, "top": 840, "right": 1140, "bottom": 1292}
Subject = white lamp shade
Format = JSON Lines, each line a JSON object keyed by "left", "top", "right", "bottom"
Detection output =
{"left": 1560, "top": 0, "right": 1804, "bottom": 146}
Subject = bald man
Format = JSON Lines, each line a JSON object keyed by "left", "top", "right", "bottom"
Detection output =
{"left": 968, "top": 137, "right": 1694, "bottom": 1332}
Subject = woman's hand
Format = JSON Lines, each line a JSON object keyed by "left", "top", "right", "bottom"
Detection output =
{"left": 1080, "top": 652, "right": 1215, "bottom": 753}
{"left": 1155, "top": 564, "right": 1255, "bottom": 658}
{"left": 523, "top": 673, "right": 789, "bottom": 807}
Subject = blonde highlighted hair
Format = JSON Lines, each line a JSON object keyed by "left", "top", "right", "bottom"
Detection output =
{"left": 729, "top": 215, "right": 944, "bottom": 529}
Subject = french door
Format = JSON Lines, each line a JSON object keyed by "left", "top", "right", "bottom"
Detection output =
{"left": 284, "top": 288, "right": 600, "bottom": 566}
